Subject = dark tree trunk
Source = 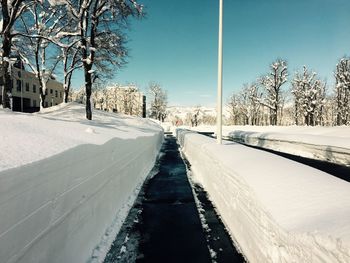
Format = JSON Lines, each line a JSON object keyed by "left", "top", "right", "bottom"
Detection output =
{"left": 64, "top": 72, "right": 73, "bottom": 103}
{"left": 305, "top": 114, "right": 309, "bottom": 126}
{"left": 40, "top": 93, "right": 46, "bottom": 108}
{"left": 84, "top": 66, "right": 92, "bottom": 120}
{"left": 294, "top": 102, "right": 299, "bottom": 125}
{"left": 270, "top": 108, "right": 277, "bottom": 126}
{"left": 64, "top": 89, "right": 69, "bottom": 103}
{"left": 2, "top": 35, "right": 12, "bottom": 108}
{"left": 273, "top": 103, "right": 278, "bottom": 125}
{"left": 1, "top": 0, "right": 25, "bottom": 108}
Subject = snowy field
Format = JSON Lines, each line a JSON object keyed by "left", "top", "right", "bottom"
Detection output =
{"left": 183, "top": 125, "right": 350, "bottom": 166}
{"left": 0, "top": 103, "right": 163, "bottom": 263}
{"left": 177, "top": 129, "right": 350, "bottom": 262}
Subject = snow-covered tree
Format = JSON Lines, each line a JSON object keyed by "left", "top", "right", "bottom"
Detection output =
{"left": 70, "top": 87, "right": 85, "bottom": 103}
{"left": 15, "top": 1, "right": 63, "bottom": 108}
{"left": 61, "top": 44, "right": 82, "bottom": 103}
{"left": 0, "top": 0, "right": 31, "bottom": 108}
{"left": 91, "top": 81, "right": 106, "bottom": 109}
{"left": 119, "top": 86, "right": 142, "bottom": 115}
{"left": 189, "top": 106, "right": 203, "bottom": 127}
{"left": 260, "top": 59, "right": 288, "bottom": 125}
{"left": 226, "top": 93, "right": 241, "bottom": 125}
{"left": 240, "top": 83, "right": 262, "bottom": 125}
{"left": 334, "top": 57, "right": 350, "bottom": 125}
{"left": 292, "top": 66, "right": 326, "bottom": 126}
{"left": 227, "top": 83, "right": 263, "bottom": 125}
{"left": 148, "top": 82, "right": 167, "bottom": 121}
{"left": 90, "top": 83, "right": 144, "bottom": 116}
{"left": 56, "top": 0, "right": 143, "bottom": 120}
{"left": 323, "top": 94, "right": 337, "bottom": 126}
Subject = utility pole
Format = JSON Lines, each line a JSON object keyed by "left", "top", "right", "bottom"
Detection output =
{"left": 217, "top": 0, "right": 223, "bottom": 144}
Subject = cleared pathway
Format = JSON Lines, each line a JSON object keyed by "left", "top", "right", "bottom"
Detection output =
{"left": 104, "top": 136, "right": 244, "bottom": 262}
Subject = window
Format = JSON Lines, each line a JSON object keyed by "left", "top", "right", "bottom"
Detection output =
{"left": 18, "top": 71, "right": 21, "bottom": 78}
{"left": 60, "top": 92, "right": 62, "bottom": 98}
{"left": 33, "top": 100, "right": 37, "bottom": 107}
{"left": 50, "top": 89, "right": 53, "bottom": 94}
{"left": 33, "top": 84, "right": 36, "bottom": 93}
{"left": 45, "top": 102, "right": 48, "bottom": 108}
{"left": 16, "top": 80, "right": 21, "bottom": 91}
{"left": 0, "top": 77, "right": 3, "bottom": 86}
{"left": 25, "top": 83, "right": 29, "bottom": 92}
{"left": 55, "top": 90, "right": 58, "bottom": 97}
{"left": 50, "top": 102, "right": 53, "bottom": 107}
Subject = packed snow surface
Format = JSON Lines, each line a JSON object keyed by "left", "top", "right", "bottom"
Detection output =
{"left": 0, "top": 103, "right": 161, "bottom": 172}
{"left": 177, "top": 129, "right": 350, "bottom": 263}
{"left": 189, "top": 125, "right": 350, "bottom": 166}
{"left": 0, "top": 103, "right": 163, "bottom": 263}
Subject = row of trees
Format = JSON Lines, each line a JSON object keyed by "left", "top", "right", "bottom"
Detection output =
{"left": 148, "top": 82, "right": 167, "bottom": 121}
{"left": 227, "top": 58, "right": 350, "bottom": 126}
{"left": 71, "top": 83, "right": 144, "bottom": 116}
{"left": 70, "top": 81, "right": 168, "bottom": 119}
{"left": 1, "top": 0, "right": 143, "bottom": 119}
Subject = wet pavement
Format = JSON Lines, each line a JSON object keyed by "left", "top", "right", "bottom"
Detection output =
{"left": 104, "top": 135, "right": 245, "bottom": 263}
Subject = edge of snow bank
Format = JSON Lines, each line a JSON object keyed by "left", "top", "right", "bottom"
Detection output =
{"left": 229, "top": 130, "right": 350, "bottom": 167}
{"left": 177, "top": 129, "right": 350, "bottom": 263}
{"left": 0, "top": 133, "right": 163, "bottom": 263}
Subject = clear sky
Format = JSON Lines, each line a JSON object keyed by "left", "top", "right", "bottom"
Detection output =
{"left": 72, "top": 0, "right": 350, "bottom": 107}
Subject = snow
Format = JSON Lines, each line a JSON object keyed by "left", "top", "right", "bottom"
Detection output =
{"left": 177, "top": 129, "right": 350, "bottom": 262}
{"left": 0, "top": 103, "right": 160, "bottom": 171}
{"left": 227, "top": 125, "right": 350, "bottom": 166}
{"left": 47, "top": 0, "right": 67, "bottom": 6}
{"left": 0, "top": 103, "right": 163, "bottom": 263}
{"left": 188, "top": 125, "right": 350, "bottom": 166}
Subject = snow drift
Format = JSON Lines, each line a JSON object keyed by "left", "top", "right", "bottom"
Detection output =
{"left": 0, "top": 103, "right": 163, "bottom": 263}
{"left": 188, "top": 125, "right": 350, "bottom": 166}
{"left": 177, "top": 129, "right": 350, "bottom": 263}
{"left": 228, "top": 126, "right": 350, "bottom": 167}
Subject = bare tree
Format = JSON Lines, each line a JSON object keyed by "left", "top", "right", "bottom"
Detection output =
{"left": 0, "top": 0, "right": 32, "bottom": 108}
{"left": 91, "top": 84, "right": 143, "bottom": 116}
{"left": 227, "top": 83, "right": 263, "bottom": 125}
{"left": 334, "top": 57, "right": 350, "bottom": 125}
{"left": 148, "top": 82, "right": 167, "bottom": 121}
{"left": 60, "top": 37, "right": 82, "bottom": 103}
{"left": 191, "top": 106, "right": 202, "bottom": 127}
{"left": 260, "top": 59, "right": 288, "bottom": 125}
{"left": 15, "top": 1, "right": 63, "bottom": 108}
{"left": 12, "top": 0, "right": 84, "bottom": 105}
{"left": 227, "top": 93, "right": 241, "bottom": 125}
{"left": 59, "top": 0, "right": 143, "bottom": 120}
{"left": 292, "top": 66, "right": 326, "bottom": 126}
{"left": 240, "top": 83, "right": 262, "bottom": 125}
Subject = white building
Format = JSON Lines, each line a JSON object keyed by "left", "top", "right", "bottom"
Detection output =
{"left": 0, "top": 56, "right": 64, "bottom": 112}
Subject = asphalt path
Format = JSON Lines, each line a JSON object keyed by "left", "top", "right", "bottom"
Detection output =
{"left": 104, "top": 136, "right": 245, "bottom": 263}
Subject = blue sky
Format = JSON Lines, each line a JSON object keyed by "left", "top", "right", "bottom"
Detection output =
{"left": 72, "top": 0, "right": 350, "bottom": 107}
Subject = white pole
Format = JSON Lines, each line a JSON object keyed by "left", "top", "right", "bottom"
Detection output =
{"left": 217, "top": 0, "right": 223, "bottom": 144}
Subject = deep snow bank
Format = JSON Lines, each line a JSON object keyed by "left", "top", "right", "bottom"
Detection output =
{"left": 228, "top": 126, "right": 350, "bottom": 167}
{"left": 0, "top": 103, "right": 163, "bottom": 263}
{"left": 188, "top": 125, "right": 350, "bottom": 166}
{"left": 177, "top": 130, "right": 350, "bottom": 263}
